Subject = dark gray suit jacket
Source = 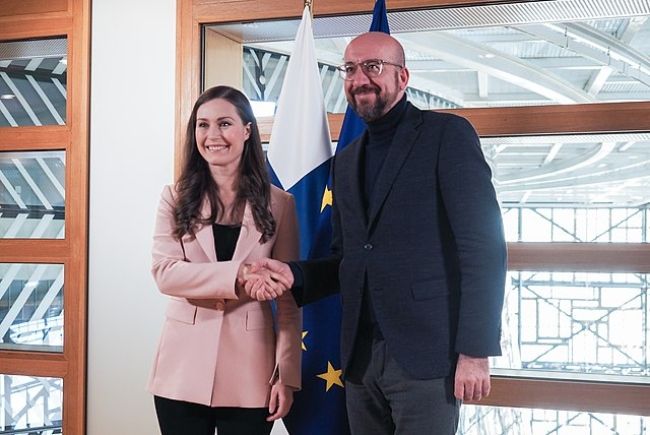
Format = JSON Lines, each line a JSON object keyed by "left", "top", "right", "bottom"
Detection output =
{"left": 293, "top": 102, "right": 507, "bottom": 380}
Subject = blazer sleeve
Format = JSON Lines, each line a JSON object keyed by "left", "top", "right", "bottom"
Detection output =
{"left": 270, "top": 194, "right": 302, "bottom": 389}
{"left": 151, "top": 185, "right": 239, "bottom": 300}
{"left": 438, "top": 116, "right": 507, "bottom": 357}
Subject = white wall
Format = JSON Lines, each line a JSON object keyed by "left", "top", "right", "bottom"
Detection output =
{"left": 88, "top": 1, "right": 288, "bottom": 434}
{"left": 88, "top": 0, "right": 176, "bottom": 433}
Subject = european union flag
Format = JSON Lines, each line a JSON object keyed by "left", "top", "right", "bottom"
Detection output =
{"left": 268, "top": 2, "right": 390, "bottom": 434}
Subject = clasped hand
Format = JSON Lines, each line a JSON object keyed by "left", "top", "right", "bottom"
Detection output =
{"left": 237, "top": 258, "right": 294, "bottom": 301}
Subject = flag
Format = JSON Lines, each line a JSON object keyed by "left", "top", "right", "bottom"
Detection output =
{"left": 267, "top": 2, "right": 391, "bottom": 434}
{"left": 266, "top": 5, "right": 340, "bottom": 434}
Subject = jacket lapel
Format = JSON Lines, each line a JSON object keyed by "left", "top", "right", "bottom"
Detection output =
{"left": 367, "top": 104, "right": 423, "bottom": 227}
{"left": 342, "top": 132, "right": 369, "bottom": 227}
{"left": 195, "top": 197, "right": 217, "bottom": 262}
{"left": 231, "top": 201, "right": 262, "bottom": 261}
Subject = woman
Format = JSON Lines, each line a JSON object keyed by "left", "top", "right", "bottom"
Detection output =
{"left": 149, "top": 86, "right": 301, "bottom": 435}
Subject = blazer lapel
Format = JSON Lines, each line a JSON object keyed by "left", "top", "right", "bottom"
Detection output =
{"left": 367, "top": 104, "right": 423, "bottom": 227}
{"left": 231, "top": 201, "right": 262, "bottom": 261}
{"left": 344, "top": 132, "right": 369, "bottom": 226}
{"left": 195, "top": 197, "right": 217, "bottom": 262}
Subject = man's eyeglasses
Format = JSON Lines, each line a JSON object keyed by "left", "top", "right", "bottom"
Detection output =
{"left": 336, "top": 59, "right": 404, "bottom": 80}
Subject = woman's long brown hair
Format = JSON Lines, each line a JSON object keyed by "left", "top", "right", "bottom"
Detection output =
{"left": 173, "top": 86, "right": 275, "bottom": 243}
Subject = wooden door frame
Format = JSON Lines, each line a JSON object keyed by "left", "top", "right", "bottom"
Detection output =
{"left": 0, "top": 0, "right": 90, "bottom": 433}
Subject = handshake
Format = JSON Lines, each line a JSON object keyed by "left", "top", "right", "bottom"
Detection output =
{"left": 237, "top": 258, "right": 294, "bottom": 301}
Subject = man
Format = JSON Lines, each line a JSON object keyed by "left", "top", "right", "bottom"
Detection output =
{"left": 246, "top": 31, "right": 506, "bottom": 434}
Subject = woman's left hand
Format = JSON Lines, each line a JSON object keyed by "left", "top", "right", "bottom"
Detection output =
{"left": 267, "top": 383, "right": 295, "bottom": 421}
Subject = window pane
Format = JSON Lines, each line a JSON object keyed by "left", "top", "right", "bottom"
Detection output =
{"left": 460, "top": 405, "right": 649, "bottom": 435}
{"left": 492, "top": 271, "right": 649, "bottom": 382}
{"left": 204, "top": 0, "right": 650, "bottom": 112}
{"left": 481, "top": 133, "right": 650, "bottom": 242}
{"left": 0, "top": 263, "right": 64, "bottom": 352}
{"left": 0, "top": 151, "right": 65, "bottom": 239}
{"left": 0, "top": 37, "right": 67, "bottom": 127}
{"left": 0, "top": 375, "right": 62, "bottom": 433}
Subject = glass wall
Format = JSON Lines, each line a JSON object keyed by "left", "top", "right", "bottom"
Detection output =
{"left": 0, "top": 375, "right": 62, "bottom": 433}
{"left": 480, "top": 133, "right": 650, "bottom": 242}
{"left": 493, "top": 271, "right": 648, "bottom": 381}
{"left": 0, "top": 37, "right": 67, "bottom": 127}
{"left": 0, "top": 263, "right": 64, "bottom": 352}
{"left": 460, "top": 404, "right": 649, "bottom": 435}
{"left": 0, "top": 151, "right": 65, "bottom": 239}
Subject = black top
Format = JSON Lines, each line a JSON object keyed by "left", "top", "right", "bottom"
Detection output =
{"left": 363, "top": 94, "right": 408, "bottom": 207}
{"left": 212, "top": 224, "right": 241, "bottom": 261}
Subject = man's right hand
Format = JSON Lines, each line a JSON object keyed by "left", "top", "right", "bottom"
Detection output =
{"left": 239, "top": 258, "right": 294, "bottom": 301}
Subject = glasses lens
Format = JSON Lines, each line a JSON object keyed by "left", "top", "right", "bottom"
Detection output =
{"left": 362, "top": 61, "right": 382, "bottom": 77}
{"left": 339, "top": 64, "right": 354, "bottom": 80}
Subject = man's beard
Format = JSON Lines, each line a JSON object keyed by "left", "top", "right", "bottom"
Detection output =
{"left": 348, "top": 85, "right": 389, "bottom": 122}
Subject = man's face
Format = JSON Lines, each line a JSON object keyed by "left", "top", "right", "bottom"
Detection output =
{"left": 343, "top": 39, "right": 407, "bottom": 122}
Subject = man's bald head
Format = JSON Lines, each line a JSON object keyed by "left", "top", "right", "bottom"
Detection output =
{"left": 344, "top": 32, "right": 405, "bottom": 67}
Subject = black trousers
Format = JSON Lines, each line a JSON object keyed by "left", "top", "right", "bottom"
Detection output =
{"left": 154, "top": 396, "right": 273, "bottom": 435}
{"left": 346, "top": 337, "right": 460, "bottom": 435}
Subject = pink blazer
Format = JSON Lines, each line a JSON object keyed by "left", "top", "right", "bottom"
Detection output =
{"left": 148, "top": 184, "right": 301, "bottom": 407}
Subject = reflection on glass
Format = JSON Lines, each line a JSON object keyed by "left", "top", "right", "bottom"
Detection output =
{"left": 0, "top": 375, "right": 62, "bottom": 433}
{"left": 0, "top": 37, "right": 67, "bottom": 127}
{"left": 459, "top": 404, "right": 648, "bottom": 435}
{"left": 0, "top": 151, "right": 65, "bottom": 239}
{"left": 0, "top": 263, "right": 64, "bottom": 352}
{"left": 204, "top": 0, "right": 650, "bottom": 111}
{"left": 479, "top": 133, "right": 650, "bottom": 242}
{"left": 492, "top": 271, "right": 648, "bottom": 381}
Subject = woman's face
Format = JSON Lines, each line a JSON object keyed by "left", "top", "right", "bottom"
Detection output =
{"left": 195, "top": 98, "right": 251, "bottom": 173}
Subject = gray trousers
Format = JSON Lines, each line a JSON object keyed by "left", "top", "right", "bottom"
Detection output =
{"left": 345, "top": 338, "right": 460, "bottom": 435}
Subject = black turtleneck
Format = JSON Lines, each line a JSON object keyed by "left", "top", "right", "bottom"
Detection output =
{"left": 363, "top": 94, "right": 408, "bottom": 208}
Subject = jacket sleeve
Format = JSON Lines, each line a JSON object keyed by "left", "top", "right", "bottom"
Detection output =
{"left": 151, "top": 185, "right": 239, "bottom": 300}
{"left": 270, "top": 194, "right": 302, "bottom": 389}
{"left": 438, "top": 116, "right": 507, "bottom": 357}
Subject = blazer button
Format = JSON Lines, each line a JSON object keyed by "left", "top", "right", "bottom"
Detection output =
{"left": 215, "top": 301, "right": 225, "bottom": 311}
{"left": 363, "top": 243, "right": 373, "bottom": 251}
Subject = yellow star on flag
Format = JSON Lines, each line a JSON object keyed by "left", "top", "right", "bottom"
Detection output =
{"left": 317, "top": 361, "right": 344, "bottom": 392}
{"left": 321, "top": 186, "right": 332, "bottom": 212}
{"left": 301, "top": 330, "right": 308, "bottom": 351}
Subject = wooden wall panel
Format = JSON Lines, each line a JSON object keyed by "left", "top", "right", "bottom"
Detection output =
{"left": 507, "top": 243, "right": 650, "bottom": 273}
{"left": 193, "top": 0, "right": 541, "bottom": 23}
{"left": 63, "top": 0, "right": 91, "bottom": 432}
{"left": 0, "top": 352, "right": 67, "bottom": 378}
{"left": 204, "top": 29, "right": 243, "bottom": 90}
{"left": 0, "top": 241, "right": 69, "bottom": 263}
{"left": 449, "top": 102, "right": 650, "bottom": 137}
{"left": 0, "top": 0, "right": 69, "bottom": 19}
{"left": 0, "top": 127, "right": 70, "bottom": 150}
{"left": 175, "top": 0, "right": 201, "bottom": 176}
{"left": 482, "top": 377, "right": 650, "bottom": 416}
{"left": 0, "top": 17, "right": 71, "bottom": 40}
{"left": 258, "top": 102, "right": 650, "bottom": 141}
